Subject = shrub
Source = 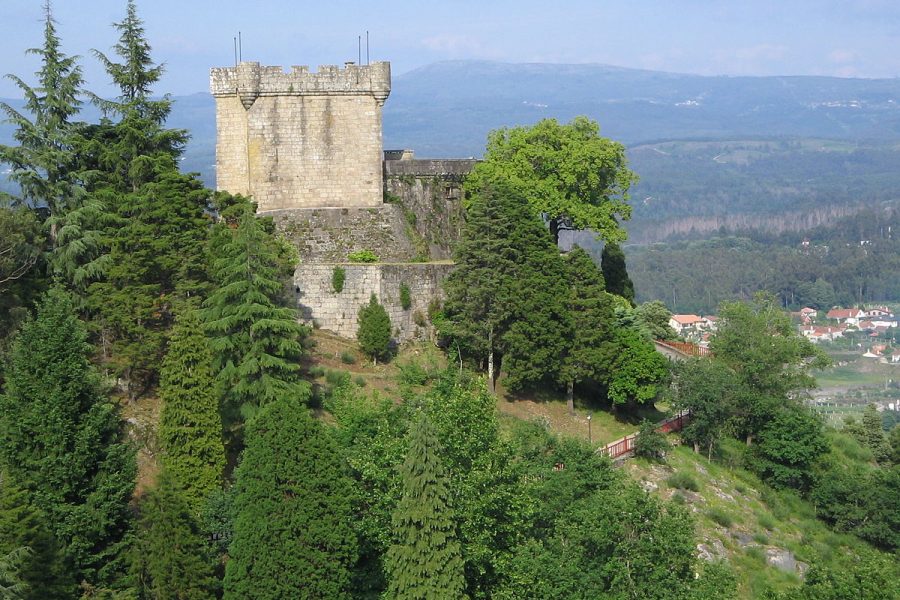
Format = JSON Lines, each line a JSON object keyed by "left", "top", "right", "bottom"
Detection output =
{"left": 752, "top": 532, "right": 769, "bottom": 545}
{"left": 326, "top": 370, "right": 351, "bottom": 387}
{"left": 399, "top": 283, "right": 412, "bottom": 310}
{"left": 413, "top": 310, "right": 427, "bottom": 327}
{"left": 357, "top": 294, "right": 392, "bottom": 364}
{"left": 340, "top": 350, "right": 357, "bottom": 365}
{"left": 634, "top": 420, "right": 669, "bottom": 461}
{"left": 308, "top": 365, "right": 326, "bottom": 378}
{"left": 348, "top": 249, "right": 378, "bottom": 263}
{"left": 398, "top": 362, "right": 429, "bottom": 386}
{"left": 331, "top": 266, "right": 346, "bottom": 293}
{"left": 707, "top": 507, "right": 734, "bottom": 528}
{"left": 757, "top": 513, "right": 777, "bottom": 531}
{"left": 353, "top": 375, "right": 366, "bottom": 387}
{"left": 667, "top": 471, "right": 700, "bottom": 492}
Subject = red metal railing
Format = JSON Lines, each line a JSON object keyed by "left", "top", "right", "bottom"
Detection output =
{"left": 655, "top": 340, "right": 711, "bottom": 358}
{"left": 598, "top": 411, "right": 691, "bottom": 459}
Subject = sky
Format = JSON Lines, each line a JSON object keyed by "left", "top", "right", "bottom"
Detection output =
{"left": 2, "top": 0, "right": 900, "bottom": 97}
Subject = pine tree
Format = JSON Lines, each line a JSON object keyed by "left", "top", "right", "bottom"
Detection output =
{"left": 131, "top": 472, "right": 218, "bottom": 600}
{"left": 203, "top": 208, "right": 310, "bottom": 427}
{"left": 0, "top": 2, "right": 105, "bottom": 287}
{"left": 385, "top": 412, "right": 467, "bottom": 600}
{"left": 0, "top": 287, "right": 136, "bottom": 586}
{"left": 223, "top": 398, "right": 357, "bottom": 599}
{"left": 0, "top": 473, "right": 70, "bottom": 599}
{"left": 601, "top": 242, "right": 635, "bottom": 305}
{"left": 158, "top": 309, "right": 225, "bottom": 514}
{"left": 444, "top": 175, "right": 569, "bottom": 392}
{"left": 357, "top": 294, "right": 392, "bottom": 365}
{"left": 560, "top": 246, "right": 617, "bottom": 413}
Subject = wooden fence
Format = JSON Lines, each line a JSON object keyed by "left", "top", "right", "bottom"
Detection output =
{"left": 598, "top": 411, "right": 691, "bottom": 460}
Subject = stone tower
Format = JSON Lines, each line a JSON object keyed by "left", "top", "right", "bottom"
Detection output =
{"left": 210, "top": 61, "right": 391, "bottom": 211}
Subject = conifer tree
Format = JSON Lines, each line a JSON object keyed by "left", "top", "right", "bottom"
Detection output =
{"left": 131, "top": 472, "right": 218, "bottom": 600}
{"left": 445, "top": 176, "right": 569, "bottom": 392}
{"left": 600, "top": 242, "right": 635, "bottom": 305}
{"left": 158, "top": 309, "right": 225, "bottom": 514}
{"left": 223, "top": 398, "right": 357, "bottom": 599}
{"left": 357, "top": 294, "right": 392, "bottom": 365}
{"left": 385, "top": 412, "right": 467, "bottom": 600}
{"left": 560, "top": 246, "right": 617, "bottom": 413}
{"left": 0, "top": 287, "right": 135, "bottom": 586}
{"left": 204, "top": 208, "right": 310, "bottom": 427}
{"left": 0, "top": 473, "right": 70, "bottom": 599}
{"left": 0, "top": 2, "right": 105, "bottom": 287}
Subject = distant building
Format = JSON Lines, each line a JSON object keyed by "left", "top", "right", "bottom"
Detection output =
{"left": 669, "top": 314, "right": 703, "bottom": 334}
{"left": 826, "top": 308, "right": 864, "bottom": 326}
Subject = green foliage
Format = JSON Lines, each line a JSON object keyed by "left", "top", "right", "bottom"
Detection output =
{"left": 671, "top": 358, "right": 740, "bottom": 456}
{"left": 711, "top": 292, "right": 828, "bottom": 444}
{"left": 635, "top": 300, "right": 677, "bottom": 340}
{"left": 224, "top": 398, "right": 357, "bottom": 599}
{"left": 606, "top": 325, "right": 670, "bottom": 405}
{"left": 769, "top": 550, "right": 899, "bottom": 600}
{"left": 204, "top": 207, "right": 310, "bottom": 426}
{"left": 130, "top": 472, "right": 218, "bottom": 600}
{"left": 601, "top": 242, "right": 635, "bottom": 305}
{"left": 0, "top": 546, "right": 29, "bottom": 600}
{"left": 348, "top": 249, "right": 379, "bottom": 263}
{"left": 385, "top": 413, "right": 467, "bottom": 599}
{"left": 331, "top": 265, "right": 346, "bottom": 293}
{"left": 399, "top": 282, "right": 412, "bottom": 310}
{"left": 158, "top": 309, "right": 224, "bottom": 514}
{"left": 634, "top": 419, "right": 669, "bottom": 461}
{"left": 444, "top": 176, "right": 569, "bottom": 391}
{"left": 357, "top": 294, "right": 392, "bottom": 364}
{"left": 466, "top": 116, "right": 636, "bottom": 245}
{"left": 0, "top": 288, "right": 136, "bottom": 586}
{"left": 0, "top": 473, "right": 70, "bottom": 599}
{"left": 667, "top": 471, "right": 700, "bottom": 492}
{"left": 750, "top": 406, "right": 828, "bottom": 491}
{"left": 340, "top": 350, "right": 357, "bottom": 364}
{"left": 858, "top": 404, "right": 892, "bottom": 463}
{"left": 707, "top": 506, "right": 734, "bottom": 528}
{"left": 0, "top": 206, "right": 42, "bottom": 292}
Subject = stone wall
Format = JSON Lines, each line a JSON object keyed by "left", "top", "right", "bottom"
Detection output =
{"left": 211, "top": 61, "right": 391, "bottom": 211}
{"left": 294, "top": 263, "right": 453, "bottom": 342}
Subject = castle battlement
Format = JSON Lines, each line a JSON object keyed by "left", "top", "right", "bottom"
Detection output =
{"left": 210, "top": 61, "right": 391, "bottom": 109}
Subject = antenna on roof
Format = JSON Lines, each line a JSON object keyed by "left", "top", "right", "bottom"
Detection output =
{"left": 366, "top": 31, "right": 370, "bottom": 65}
{"left": 358, "top": 35, "right": 361, "bottom": 66}
{"left": 233, "top": 36, "right": 238, "bottom": 66}
{"left": 238, "top": 31, "right": 243, "bottom": 62}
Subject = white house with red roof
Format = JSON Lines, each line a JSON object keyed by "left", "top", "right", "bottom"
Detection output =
{"left": 668, "top": 314, "right": 703, "bottom": 334}
{"left": 826, "top": 308, "right": 865, "bottom": 326}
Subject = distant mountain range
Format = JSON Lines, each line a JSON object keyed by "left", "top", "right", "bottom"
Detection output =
{"left": 4, "top": 60, "right": 900, "bottom": 238}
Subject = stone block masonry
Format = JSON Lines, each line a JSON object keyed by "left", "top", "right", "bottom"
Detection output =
{"left": 294, "top": 263, "right": 454, "bottom": 343}
{"left": 211, "top": 61, "right": 391, "bottom": 211}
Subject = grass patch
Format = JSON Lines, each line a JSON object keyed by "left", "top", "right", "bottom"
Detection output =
{"left": 340, "top": 350, "right": 357, "bottom": 365}
{"left": 667, "top": 471, "right": 700, "bottom": 492}
{"left": 707, "top": 507, "right": 734, "bottom": 528}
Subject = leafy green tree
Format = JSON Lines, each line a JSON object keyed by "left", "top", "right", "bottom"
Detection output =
{"left": 386, "top": 413, "right": 467, "bottom": 600}
{"left": 606, "top": 325, "right": 669, "bottom": 407}
{"left": 204, "top": 207, "right": 309, "bottom": 427}
{"left": 0, "top": 287, "right": 135, "bottom": 586}
{"left": 890, "top": 425, "right": 900, "bottom": 465}
{"left": 711, "top": 292, "right": 828, "bottom": 445}
{"left": 0, "top": 546, "right": 29, "bottom": 600}
{"left": 859, "top": 404, "right": 891, "bottom": 463}
{"left": 357, "top": 294, "right": 392, "bottom": 365}
{"left": 601, "top": 242, "right": 635, "bottom": 305}
{"left": 444, "top": 176, "right": 569, "bottom": 392}
{"left": 0, "top": 474, "right": 69, "bottom": 599}
{"left": 750, "top": 406, "right": 828, "bottom": 491}
{"left": 635, "top": 300, "right": 677, "bottom": 340}
{"left": 0, "top": 207, "right": 42, "bottom": 290}
{"left": 158, "top": 309, "right": 225, "bottom": 514}
{"left": 770, "top": 551, "right": 899, "bottom": 600}
{"left": 466, "top": 116, "right": 636, "bottom": 246}
{"left": 671, "top": 358, "right": 740, "bottom": 457}
{"left": 130, "top": 472, "right": 218, "bottom": 600}
{"left": 634, "top": 420, "right": 669, "bottom": 461}
{"left": 559, "top": 246, "right": 617, "bottom": 413}
{"left": 223, "top": 398, "right": 357, "bottom": 599}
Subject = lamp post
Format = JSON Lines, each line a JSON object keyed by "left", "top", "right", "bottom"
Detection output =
{"left": 587, "top": 413, "right": 592, "bottom": 445}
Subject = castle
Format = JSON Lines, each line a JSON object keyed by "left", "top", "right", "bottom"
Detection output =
{"left": 210, "top": 60, "right": 475, "bottom": 341}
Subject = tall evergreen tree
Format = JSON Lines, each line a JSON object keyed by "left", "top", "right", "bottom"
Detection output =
{"left": 204, "top": 208, "right": 309, "bottom": 427}
{"left": 0, "top": 474, "right": 70, "bottom": 599}
{"left": 0, "top": 287, "right": 135, "bottom": 586}
{"left": 600, "top": 242, "right": 635, "bottom": 305}
{"left": 130, "top": 472, "right": 218, "bottom": 600}
{"left": 357, "top": 294, "right": 392, "bottom": 365}
{"left": 559, "top": 246, "right": 617, "bottom": 413}
{"left": 0, "top": 2, "right": 105, "bottom": 287}
{"left": 445, "top": 176, "right": 569, "bottom": 392}
{"left": 385, "top": 412, "right": 467, "bottom": 600}
{"left": 223, "top": 398, "right": 357, "bottom": 599}
{"left": 158, "top": 309, "right": 225, "bottom": 514}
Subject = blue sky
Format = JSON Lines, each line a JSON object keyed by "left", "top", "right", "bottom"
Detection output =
{"left": 2, "top": 0, "right": 899, "bottom": 97}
